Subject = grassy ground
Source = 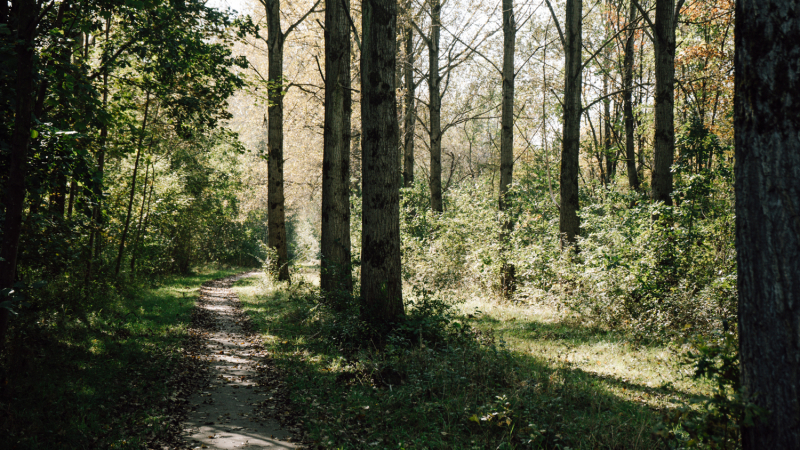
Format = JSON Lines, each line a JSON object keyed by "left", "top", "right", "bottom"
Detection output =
{"left": 235, "top": 272, "right": 710, "bottom": 450}
{"left": 0, "top": 266, "right": 246, "bottom": 450}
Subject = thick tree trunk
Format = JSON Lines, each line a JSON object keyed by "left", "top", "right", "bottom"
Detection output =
{"left": 498, "top": 0, "right": 515, "bottom": 297}
{"left": 0, "top": 0, "right": 38, "bottom": 349}
{"left": 321, "top": 0, "right": 352, "bottom": 293}
{"left": 651, "top": 0, "right": 676, "bottom": 205}
{"left": 265, "top": 0, "right": 290, "bottom": 282}
{"left": 735, "top": 1, "right": 800, "bottom": 447}
{"left": 360, "top": 0, "right": 403, "bottom": 327}
{"left": 624, "top": 0, "right": 639, "bottom": 191}
{"left": 559, "top": 0, "right": 582, "bottom": 246}
{"left": 114, "top": 92, "right": 151, "bottom": 276}
{"left": 428, "top": 0, "right": 442, "bottom": 212}
{"left": 403, "top": 24, "right": 415, "bottom": 188}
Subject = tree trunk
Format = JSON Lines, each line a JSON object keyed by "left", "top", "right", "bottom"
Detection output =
{"left": 651, "top": 0, "right": 676, "bottom": 205}
{"left": 402, "top": 23, "right": 416, "bottom": 188}
{"left": 321, "top": 0, "right": 353, "bottom": 294}
{"left": 428, "top": 0, "right": 442, "bottom": 212}
{"left": 131, "top": 165, "right": 155, "bottom": 275}
{"left": 559, "top": 0, "right": 582, "bottom": 246}
{"left": 735, "top": 1, "right": 800, "bottom": 447}
{"left": 114, "top": 92, "right": 151, "bottom": 276}
{"left": 360, "top": 0, "right": 404, "bottom": 327}
{"left": 603, "top": 75, "right": 615, "bottom": 183}
{"left": 130, "top": 161, "right": 150, "bottom": 273}
{"left": 0, "top": 0, "right": 38, "bottom": 349}
{"left": 624, "top": 0, "right": 640, "bottom": 191}
{"left": 498, "top": 0, "right": 515, "bottom": 297}
{"left": 265, "top": 0, "right": 290, "bottom": 282}
{"left": 66, "top": 177, "right": 77, "bottom": 220}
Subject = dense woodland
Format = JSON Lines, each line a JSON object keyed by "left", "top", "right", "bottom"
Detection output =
{"left": 0, "top": 0, "right": 798, "bottom": 448}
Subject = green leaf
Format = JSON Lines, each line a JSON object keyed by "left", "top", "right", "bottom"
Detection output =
{"left": 31, "top": 129, "right": 38, "bottom": 139}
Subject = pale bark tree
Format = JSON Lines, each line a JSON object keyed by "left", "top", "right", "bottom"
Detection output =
{"left": 321, "top": 0, "right": 353, "bottom": 293}
{"left": 735, "top": 0, "right": 800, "bottom": 447}
{"left": 360, "top": 0, "right": 404, "bottom": 326}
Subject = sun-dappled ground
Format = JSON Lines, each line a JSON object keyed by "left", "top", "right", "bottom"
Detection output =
{"left": 234, "top": 272, "right": 711, "bottom": 449}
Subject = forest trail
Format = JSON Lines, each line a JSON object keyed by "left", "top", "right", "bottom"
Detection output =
{"left": 182, "top": 273, "right": 296, "bottom": 449}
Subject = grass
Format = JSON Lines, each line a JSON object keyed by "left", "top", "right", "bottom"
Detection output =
{"left": 0, "top": 266, "right": 247, "bottom": 450}
{"left": 234, "top": 273, "right": 711, "bottom": 450}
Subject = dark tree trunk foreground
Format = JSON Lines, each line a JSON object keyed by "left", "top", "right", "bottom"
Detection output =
{"left": 498, "top": 0, "right": 515, "bottom": 297}
{"left": 0, "top": 0, "right": 38, "bottom": 349}
{"left": 559, "top": 0, "right": 582, "bottom": 246}
{"left": 735, "top": 0, "right": 800, "bottom": 447}
{"left": 360, "top": 0, "right": 404, "bottom": 326}
{"left": 321, "top": 0, "right": 353, "bottom": 294}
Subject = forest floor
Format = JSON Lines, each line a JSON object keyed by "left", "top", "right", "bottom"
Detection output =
{"left": 231, "top": 271, "right": 710, "bottom": 450}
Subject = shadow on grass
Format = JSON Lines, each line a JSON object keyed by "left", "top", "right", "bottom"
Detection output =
{"left": 0, "top": 267, "right": 245, "bottom": 450}
{"left": 236, "top": 277, "right": 675, "bottom": 450}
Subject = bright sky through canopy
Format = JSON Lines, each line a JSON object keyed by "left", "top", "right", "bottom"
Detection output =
{"left": 206, "top": 0, "right": 250, "bottom": 15}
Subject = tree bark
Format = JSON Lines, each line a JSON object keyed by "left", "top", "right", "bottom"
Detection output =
{"left": 0, "top": 0, "right": 38, "bottom": 349}
{"left": 360, "top": 0, "right": 404, "bottom": 327}
{"left": 402, "top": 22, "right": 416, "bottom": 188}
{"left": 427, "top": 0, "right": 442, "bottom": 212}
{"left": 498, "top": 0, "right": 515, "bottom": 297}
{"left": 623, "top": 0, "right": 640, "bottom": 191}
{"left": 321, "top": 0, "right": 353, "bottom": 293}
{"left": 264, "top": 0, "right": 290, "bottom": 281}
{"left": 559, "top": 0, "right": 582, "bottom": 246}
{"left": 651, "top": 0, "right": 676, "bottom": 205}
{"left": 735, "top": 1, "right": 800, "bottom": 447}
{"left": 114, "top": 92, "right": 151, "bottom": 276}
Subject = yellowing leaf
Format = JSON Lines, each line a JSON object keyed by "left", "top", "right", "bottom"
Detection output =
{"left": 468, "top": 414, "right": 479, "bottom": 423}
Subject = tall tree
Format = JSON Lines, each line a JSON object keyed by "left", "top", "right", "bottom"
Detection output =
{"left": 402, "top": 9, "right": 416, "bottom": 188}
{"left": 623, "top": 0, "right": 640, "bottom": 191}
{"left": 115, "top": 92, "right": 152, "bottom": 276}
{"left": 546, "top": 0, "right": 582, "bottom": 246}
{"left": 321, "top": 0, "right": 353, "bottom": 293}
{"left": 425, "top": 0, "right": 443, "bottom": 211}
{"left": 360, "top": 0, "right": 404, "bottom": 326}
{"left": 257, "top": 0, "right": 320, "bottom": 281}
{"left": 735, "top": 0, "right": 800, "bottom": 447}
{"left": 633, "top": 0, "right": 685, "bottom": 204}
{"left": 498, "top": 0, "right": 515, "bottom": 296}
{"left": 0, "top": 0, "right": 40, "bottom": 349}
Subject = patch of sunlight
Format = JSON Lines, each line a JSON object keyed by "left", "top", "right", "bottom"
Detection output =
{"left": 456, "top": 294, "right": 709, "bottom": 409}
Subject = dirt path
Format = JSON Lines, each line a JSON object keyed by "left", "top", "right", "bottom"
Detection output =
{"left": 181, "top": 273, "right": 296, "bottom": 449}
